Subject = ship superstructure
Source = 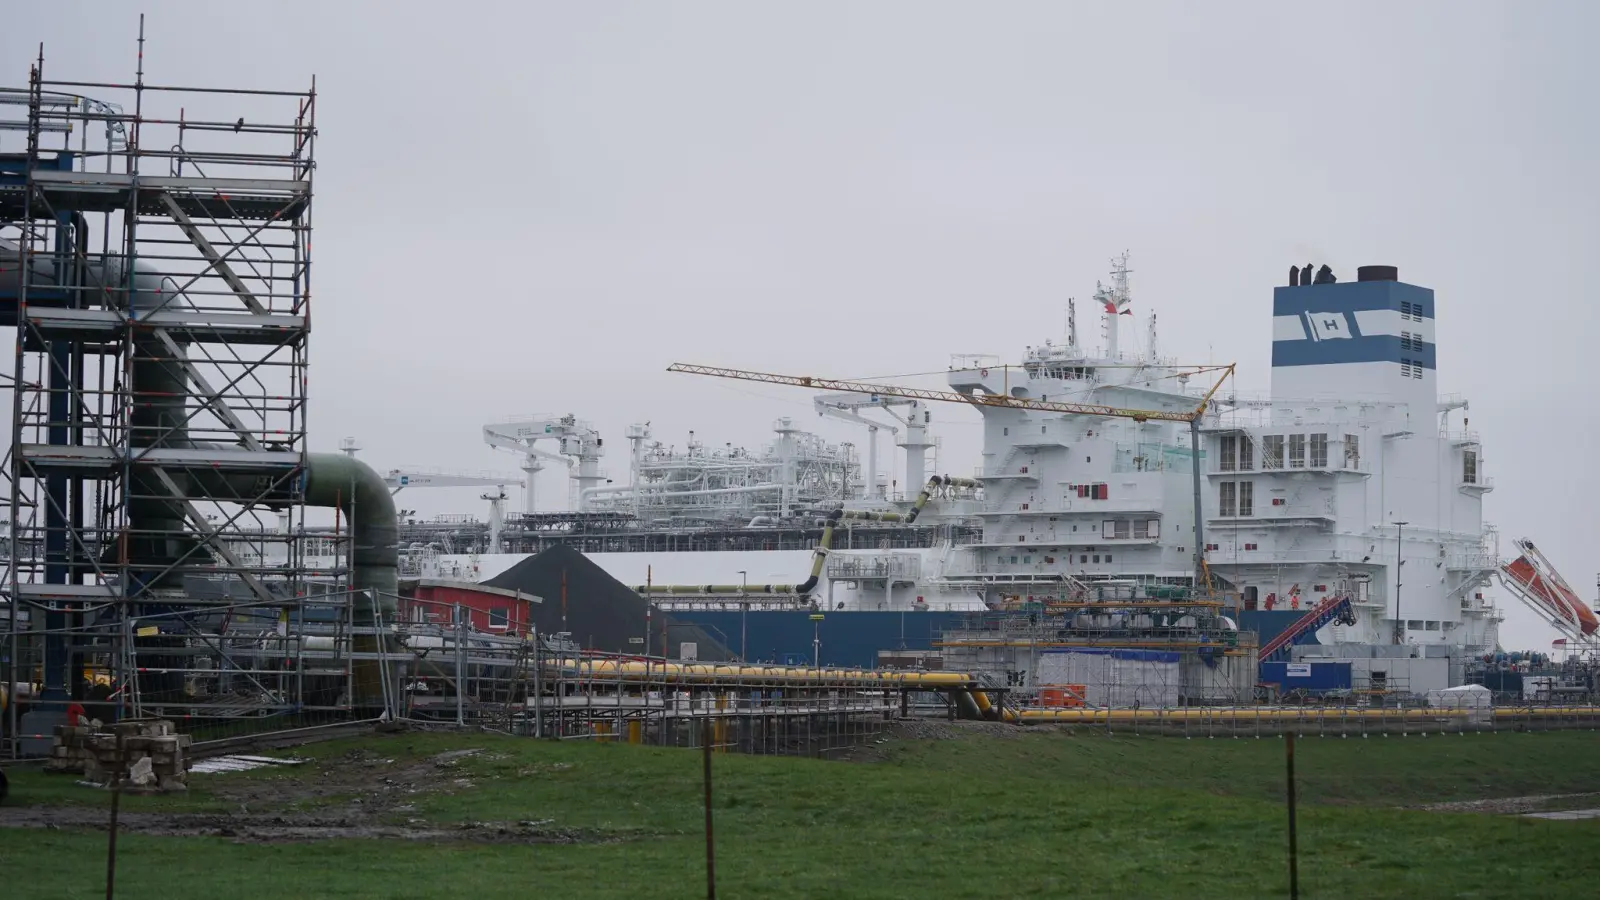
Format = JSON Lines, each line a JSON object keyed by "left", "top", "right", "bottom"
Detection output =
{"left": 1203, "top": 264, "right": 1502, "bottom": 657}
{"left": 940, "top": 254, "right": 1209, "bottom": 598}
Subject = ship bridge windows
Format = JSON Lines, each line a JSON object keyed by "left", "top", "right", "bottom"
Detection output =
{"left": 1288, "top": 434, "right": 1307, "bottom": 468}
{"left": 1463, "top": 449, "right": 1479, "bottom": 485}
{"left": 1031, "top": 365, "right": 1095, "bottom": 380}
{"left": 1101, "top": 518, "right": 1159, "bottom": 539}
{"left": 1218, "top": 481, "right": 1254, "bottom": 517}
{"left": 1309, "top": 433, "right": 1328, "bottom": 468}
{"left": 1344, "top": 434, "right": 1361, "bottom": 469}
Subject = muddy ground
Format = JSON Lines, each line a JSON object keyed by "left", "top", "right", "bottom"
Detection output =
{"left": 0, "top": 744, "right": 615, "bottom": 844}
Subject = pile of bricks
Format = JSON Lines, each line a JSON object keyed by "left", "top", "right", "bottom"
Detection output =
{"left": 47, "top": 718, "right": 193, "bottom": 791}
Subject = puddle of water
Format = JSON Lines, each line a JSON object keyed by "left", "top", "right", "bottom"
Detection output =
{"left": 1523, "top": 808, "right": 1600, "bottom": 820}
{"left": 190, "top": 755, "right": 308, "bottom": 775}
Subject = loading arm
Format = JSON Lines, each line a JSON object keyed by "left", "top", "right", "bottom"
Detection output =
{"left": 482, "top": 430, "right": 573, "bottom": 472}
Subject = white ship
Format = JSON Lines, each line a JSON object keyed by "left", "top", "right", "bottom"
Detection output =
{"left": 292, "top": 257, "right": 1594, "bottom": 677}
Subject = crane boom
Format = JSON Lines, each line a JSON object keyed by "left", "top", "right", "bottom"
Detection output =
{"left": 669, "top": 358, "right": 1237, "bottom": 593}
{"left": 666, "top": 362, "right": 1233, "bottom": 422}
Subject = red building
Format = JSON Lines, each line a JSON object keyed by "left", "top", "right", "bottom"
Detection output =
{"left": 400, "top": 579, "right": 543, "bottom": 635}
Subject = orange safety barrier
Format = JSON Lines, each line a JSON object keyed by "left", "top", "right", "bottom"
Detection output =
{"left": 1038, "top": 684, "right": 1087, "bottom": 708}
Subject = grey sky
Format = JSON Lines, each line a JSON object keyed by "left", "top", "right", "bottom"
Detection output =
{"left": 6, "top": 1, "right": 1596, "bottom": 650}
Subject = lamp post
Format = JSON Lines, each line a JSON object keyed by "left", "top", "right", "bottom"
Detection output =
{"left": 737, "top": 571, "right": 748, "bottom": 663}
{"left": 810, "top": 613, "right": 825, "bottom": 669}
{"left": 1392, "top": 521, "right": 1408, "bottom": 645}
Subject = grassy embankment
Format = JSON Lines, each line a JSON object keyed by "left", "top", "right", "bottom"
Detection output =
{"left": 3, "top": 726, "right": 1598, "bottom": 898}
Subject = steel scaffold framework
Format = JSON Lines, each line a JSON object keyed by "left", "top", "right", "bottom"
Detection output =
{"left": 2, "top": 35, "right": 331, "bottom": 755}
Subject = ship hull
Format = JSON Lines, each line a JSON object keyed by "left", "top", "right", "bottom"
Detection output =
{"left": 662, "top": 608, "right": 1314, "bottom": 668}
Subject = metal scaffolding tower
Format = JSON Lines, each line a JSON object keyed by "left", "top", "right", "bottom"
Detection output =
{"left": 2, "top": 32, "right": 321, "bottom": 753}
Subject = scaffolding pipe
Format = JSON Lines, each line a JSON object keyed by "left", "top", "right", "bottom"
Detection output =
{"left": 9, "top": 240, "right": 398, "bottom": 710}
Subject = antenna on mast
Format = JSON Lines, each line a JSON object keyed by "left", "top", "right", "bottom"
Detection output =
{"left": 1097, "top": 251, "right": 1134, "bottom": 359}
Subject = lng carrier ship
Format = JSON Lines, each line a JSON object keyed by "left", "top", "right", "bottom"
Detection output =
{"left": 367, "top": 256, "right": 1597, "bottom": 689}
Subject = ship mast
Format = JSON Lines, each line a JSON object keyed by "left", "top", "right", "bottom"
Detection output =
{"left": 1097, "top": 251, "right": 1133, "bottom": 359}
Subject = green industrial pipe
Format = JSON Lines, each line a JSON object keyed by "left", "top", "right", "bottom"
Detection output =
{"left": 302, "top": 452, "right": 398, "bottom": 711}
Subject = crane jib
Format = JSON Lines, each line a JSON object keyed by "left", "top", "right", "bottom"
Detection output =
{"left": 666, "top": 362, "right": 1230, "bottom": 424}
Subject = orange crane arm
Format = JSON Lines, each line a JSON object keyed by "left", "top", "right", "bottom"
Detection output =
{"left": 665, "top": 362, "right": 1233, "bottom": 423}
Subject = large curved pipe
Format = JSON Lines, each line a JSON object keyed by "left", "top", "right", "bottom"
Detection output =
{"left": 6, "top": 242, "right": 399, "bottom": 708}
{"left": 302, "top": 453, "right": 398, "bottom": 708}
{"left": 903, "top": 474, "right": 979, "bottom": 523}
{"left": 794, "top": 507, "right": 843, "bottom": 594}
{"left": 302, "top": 453, "right": 399, "bottom": 619}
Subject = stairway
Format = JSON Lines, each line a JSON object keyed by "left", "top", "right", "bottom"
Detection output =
{"left": 1259, "top": 594, "right": 1354, "bottom": 663}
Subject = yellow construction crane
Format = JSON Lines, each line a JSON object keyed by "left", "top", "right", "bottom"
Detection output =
{"left": 664, "top": 363, "right": 1233, "bottom": 422}
{"left": 666, "top": 361, "right": 1236, "bottom": 589}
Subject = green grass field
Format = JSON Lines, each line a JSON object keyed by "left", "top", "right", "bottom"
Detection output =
{"left": 3, "top": 725, "right": 1599, "bottom": 898}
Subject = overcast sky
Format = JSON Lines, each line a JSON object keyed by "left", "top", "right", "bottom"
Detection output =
{"left": 6, "top": 1, "right": 1596, "bottom": 650}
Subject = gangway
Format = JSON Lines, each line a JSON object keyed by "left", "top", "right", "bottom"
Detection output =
{"left": 1258, "top": 594, "right": 1356, "bottom": 663}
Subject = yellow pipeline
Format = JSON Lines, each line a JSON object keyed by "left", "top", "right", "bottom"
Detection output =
{"left": 905, "top": 475, "right": 978, "bottom": 523}
{"left": 545, "top": 659, "right": 976, "bottom": 687}
{"left": 794, "top": 507, "right": 842, "bottom": 593}
{"left": 905, "top": 477, "right": 940, "bottom": 523}
{"left": 972, "top": 689, "right": 1019, "bottom": 723}
{"left": 841, "top": 510, "right": 906, "bottom": 523}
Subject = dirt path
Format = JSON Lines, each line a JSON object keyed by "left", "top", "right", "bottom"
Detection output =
{"left": 0, "top": 745, "right": 620, "bottom": 844}
{"left": 0, "top": 805, "right": 606, "bottom": 843}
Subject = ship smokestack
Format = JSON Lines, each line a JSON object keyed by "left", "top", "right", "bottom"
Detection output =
{"left": 1357, "top": 265, "right": 1399, "bottom": 282}
{"left": 1289, "top": 265, "right": 1300, "bottom": 287}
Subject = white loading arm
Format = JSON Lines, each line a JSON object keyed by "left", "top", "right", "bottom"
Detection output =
{"left": 385, "top": 468, "right": 525, "bottom": 495}
{"left": 483, "top": 414, "right": 605, "bottom": 513}
{"left": 814, "top": 392, "right": 910, "bottom": 502}
{"left": 484, "top": 430, "right": 572, "bottom": 472}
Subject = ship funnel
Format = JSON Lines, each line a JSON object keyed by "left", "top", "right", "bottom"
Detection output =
{"left": 1357, "top": 265, "right": 1399, "bottom": 283}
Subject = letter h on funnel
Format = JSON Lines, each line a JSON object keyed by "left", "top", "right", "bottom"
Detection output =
{"left": 1303, "top": 311, "right": 1353, "bottom": 342}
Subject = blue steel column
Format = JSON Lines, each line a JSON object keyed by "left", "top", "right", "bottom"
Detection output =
{"left": 40, "top": 211, "right": 73, "bottom": 704}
